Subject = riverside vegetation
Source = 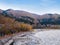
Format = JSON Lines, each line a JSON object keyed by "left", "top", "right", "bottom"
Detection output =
{"left": 0, "top": 14, "right": 32, "bottom": 36}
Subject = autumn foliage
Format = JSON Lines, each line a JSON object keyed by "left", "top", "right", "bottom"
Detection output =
{"left": 0, "top": 15, "right": 32, "bottom": 36}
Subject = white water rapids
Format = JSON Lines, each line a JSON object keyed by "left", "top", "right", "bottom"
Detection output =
{"left": 34, "top": 30, "right": 60, "bottom": 45}
{"left": 0, "top": 29, "right": 60, "bottom": 45}
{"left": 14, "top": 29, "right": 60, "bottom": 45}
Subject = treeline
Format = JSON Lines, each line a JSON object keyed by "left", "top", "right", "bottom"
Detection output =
{"left": 0, "top": 14, "right": 32, "bottom": 36}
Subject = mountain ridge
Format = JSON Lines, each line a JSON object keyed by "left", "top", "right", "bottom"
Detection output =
{"left": 0, "top": 9, "right": 60, "bottom": 19}
{"left": 0, "top": 9, "right": 60, "bottom": 28}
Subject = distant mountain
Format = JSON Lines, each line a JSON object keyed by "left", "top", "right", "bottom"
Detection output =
{"left": 0, "top": 9, "right": 60, "bottom": 19}
{"left": 4, "top": 9, "right": 40, "bottom": 19}
{"left": 0, "top": 9, "right": 60, "bottom": 28}
{"left": 0, "top": 9, "right": 3, "bottom": 13}
{"left": 0, "top": 9, "right": 41, "bottom": 25}
{"left": 40, "top": 14, "right": 60, "bottom": 19}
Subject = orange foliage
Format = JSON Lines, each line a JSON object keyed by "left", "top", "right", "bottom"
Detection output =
{"left": 0, "top": 15, "right": 32, "bottom": 35}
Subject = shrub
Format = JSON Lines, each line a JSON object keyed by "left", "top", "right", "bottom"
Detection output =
{"left": 19, "top": 23, "right": 32, "bottom": 31}
{"left": 12, "top": 21, "right": 32, "bottom": 32}
{"left": 4, "top": 30, "right": 11, "bottom": 35}
{"left": 0, "top": 15, "right": 33, "bottom": 36}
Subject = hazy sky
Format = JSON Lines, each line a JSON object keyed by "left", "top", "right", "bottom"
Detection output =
{"left": 0, "top": 0, "right": 60, "bottom": 14}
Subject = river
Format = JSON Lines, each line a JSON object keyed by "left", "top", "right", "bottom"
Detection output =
{"left": 1, "top": 29, "right": 60, "bottom": 45}
{"left": 13, "top": 29, "right": 60, "bottom": 45}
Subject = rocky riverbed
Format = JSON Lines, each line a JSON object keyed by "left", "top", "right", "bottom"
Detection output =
{"left": 0, "top": 29, "right": 60, "bottom": 45}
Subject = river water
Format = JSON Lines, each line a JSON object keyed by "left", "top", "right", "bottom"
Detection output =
{"left": 13, "top": 29, "right": 60, "bottom": 45}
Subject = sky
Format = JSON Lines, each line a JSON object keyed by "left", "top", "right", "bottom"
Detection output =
{"left": 0, "top": 0, "right": 60, "bottom": 15}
